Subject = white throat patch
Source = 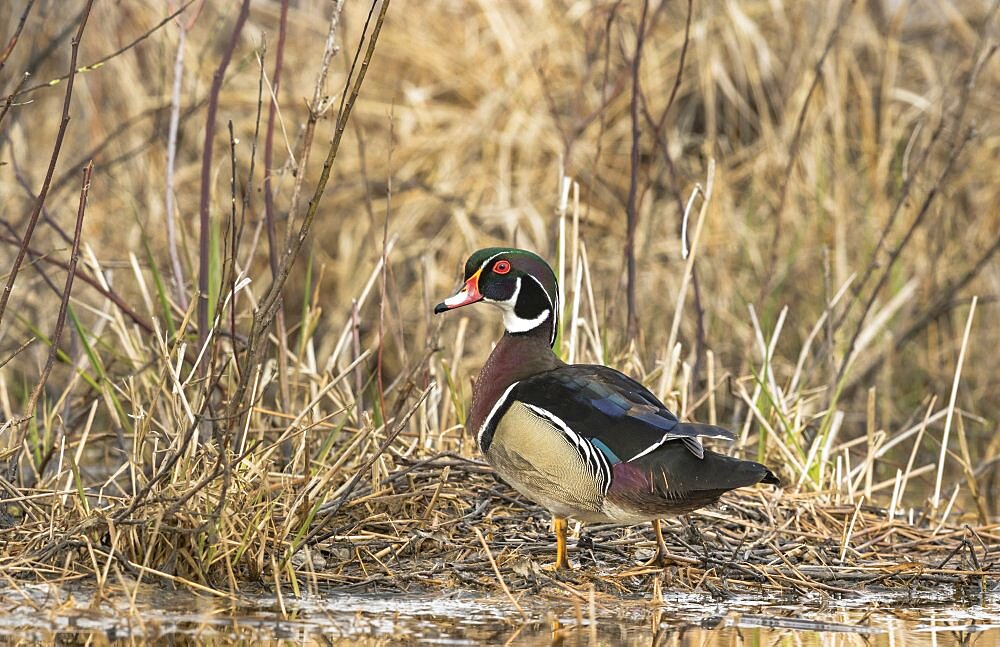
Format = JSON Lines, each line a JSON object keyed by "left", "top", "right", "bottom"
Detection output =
{"left": 485, "top": 276, "right": 552, "bottom": 336}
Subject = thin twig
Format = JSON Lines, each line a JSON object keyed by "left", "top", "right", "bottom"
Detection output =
{"left": 226, "top": 121, "right": 240, "bottom": 357}
{"left": 285, "top": 0, "right": 346, "bottom": 238}
{"left": 263, "top": 0, "right": 293, "bottom": 462}
{"left": 0, "top": 336, "right": 35, "bottom": 372}
{"left": 584, "top": 1, "right": 622, "bottom": 224}
{"left": 0, "top": 0, "right": 94, "bottom": 330}
{"left": 234, "top": 39, "right": 267, "bottom": 335}
{"left": 13, "top": 2, "right": 194, "bottom": 98}
{"left": 263, "top": 0, "right": 291, "bottom": 281}
{"left": 227, "top": 0, "right": 391, "bottom": 433}
{"left": 624, "top": 0, "right": 649, "bottom": 341}
{"left": 9, "top": 161, "right": 94, "bottom": 478}
{"left": 0, "top": 0, "right": 36, "bottom": 73}
{"left": 0, "top": 72, "right": 30, "bottom": 130}
{"left": 758, "top": 0, "right": 856, "bottom": 304}
{"left": 377, "top": 110, "right": 394, "bottom": 425}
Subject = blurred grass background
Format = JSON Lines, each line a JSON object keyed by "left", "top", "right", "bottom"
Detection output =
{"left": 0, "top": 0, "right": 998, "bottom": 585}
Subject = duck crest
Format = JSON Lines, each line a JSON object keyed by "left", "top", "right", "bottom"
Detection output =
{"left": 468, "top": 329, "right": 563, "bottom": 438}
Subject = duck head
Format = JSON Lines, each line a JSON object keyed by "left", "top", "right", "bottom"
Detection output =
{"left": 434, "top": 247, "right": 559, "bottom": 346}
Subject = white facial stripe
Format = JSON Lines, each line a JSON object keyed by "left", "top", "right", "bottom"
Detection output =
{"left": 450, "top": 253, "right": 503, "bottom": 306}
{"left": 523, "top": 272, "right": 558, "bottom": 345}
{"left": 552, "top": 291, "right": 559, "bottom": 346}
{"left": 476, "top": 252, "right": 556, "bottom": 312}
{"left": 484, "top": 276, "right": 554, "bottom": 337}
{"left": 482, "top": 276, "right": 515, "bottom": 313}
{"left": 477, "top": 252, "right": 506, "bottom": 274}
{"left": 524, "top": 272, "right": 554, "bottom": 312}
{"left": 479, "top": 381, "right": 520, "bottom": 450}
{"left": 523, "top": 403, "right": 612, "bottom": 495}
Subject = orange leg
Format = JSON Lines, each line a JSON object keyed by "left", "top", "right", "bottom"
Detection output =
{"left": 544, "top": 516, "right": 572, "bottom": 571}
{"left": 645, "top": 518, "right": 671, "bottom": 567}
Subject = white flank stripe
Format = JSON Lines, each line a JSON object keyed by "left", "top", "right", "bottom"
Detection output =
{"left": 625, "top": 427, "right": 733, "bottom": 463}
{"left": 626, "top": 437, "right": 674, "bottom": 463}
{"left": 478, "top": 381, "right": 520, "bottom": 451}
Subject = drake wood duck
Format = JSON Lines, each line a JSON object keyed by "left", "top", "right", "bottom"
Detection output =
{"left": 435, "top": 248, "right": 779, "bottom": 569}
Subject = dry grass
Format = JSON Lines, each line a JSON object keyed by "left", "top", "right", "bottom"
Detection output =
{"left": 0, "top": 0, "right": 998, "bottom": 602}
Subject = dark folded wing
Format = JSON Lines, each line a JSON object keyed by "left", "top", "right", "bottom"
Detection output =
{"left": 512, "top": 364, "right": 734, "bottom": 462}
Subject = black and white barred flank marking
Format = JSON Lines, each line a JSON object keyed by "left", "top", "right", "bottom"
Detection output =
{"left": 523, "top": 403, "right": 612, "bottom": 496}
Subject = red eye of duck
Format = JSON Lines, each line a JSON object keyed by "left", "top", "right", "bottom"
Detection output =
{"left": 493, "top": 260, "right": 511, "bottom": 274}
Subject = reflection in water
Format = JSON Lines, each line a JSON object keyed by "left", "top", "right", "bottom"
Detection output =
{"left": 0, "top": 582, "right": 996, "bottom": 645}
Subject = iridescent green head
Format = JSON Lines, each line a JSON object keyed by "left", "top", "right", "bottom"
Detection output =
{"left": 434, "top": 248, "right": 559, "bottom": 346}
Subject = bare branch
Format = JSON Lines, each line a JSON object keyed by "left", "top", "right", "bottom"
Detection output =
{"left": 0, "top": 0, "right": 94, "bottom": 330}
{"left": 0, "top": 0, "right": 36, "bottom": 74}
{"left": 9, "top": 160, "right": 94, "bottom": 479}
{"left": 197, "top": 0, "right": 251, "bottom": 360}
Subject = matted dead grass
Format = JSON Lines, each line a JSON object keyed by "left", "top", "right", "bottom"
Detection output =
{"left": 1, "top": 450, "right": 996, "bottom": 604}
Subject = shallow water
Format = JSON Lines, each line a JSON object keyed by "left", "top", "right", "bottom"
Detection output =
{"left": 0, "top": 582, "right": 998, "bottom": 645}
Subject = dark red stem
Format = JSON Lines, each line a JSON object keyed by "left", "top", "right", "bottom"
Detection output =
{"left": 198, "top": 0, "right": 251, "bottom": 356}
